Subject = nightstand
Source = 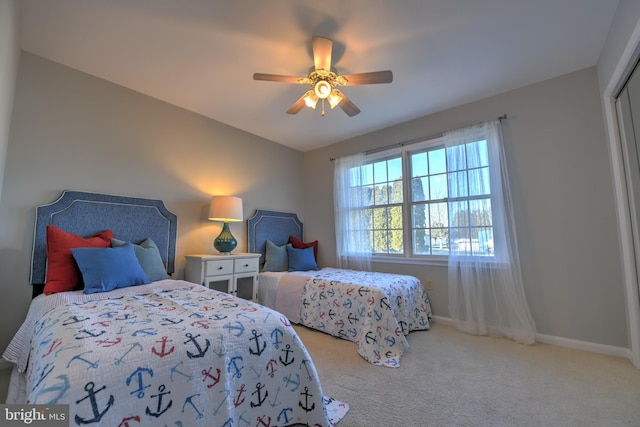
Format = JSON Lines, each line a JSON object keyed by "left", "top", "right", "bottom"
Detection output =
{"left": 185, "top": 253, "right": 261, "bottom": 301}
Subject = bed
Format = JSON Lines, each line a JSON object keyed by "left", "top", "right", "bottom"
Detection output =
{"left": 3, "top": 191, "right": 347, "bottom": 427}
{"left": 247, "top": 210, "right": 433, "bottom": 368}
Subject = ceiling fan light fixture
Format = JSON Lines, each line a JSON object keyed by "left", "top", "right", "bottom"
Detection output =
{"left": 303, "top": 90, "right": 318, "bottom": 108}
{"left": 253, "top": 36, "right": 393, "bottom": 117}
{"left": 328, "top": 89, "right": 343, "bottom": 109}
{"left": 314, "top": 80, "right": 332, "bottom": 99}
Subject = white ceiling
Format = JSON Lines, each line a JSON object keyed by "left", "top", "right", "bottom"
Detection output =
{"left": 19, "top": 0, "right": 619, "bottom": 152}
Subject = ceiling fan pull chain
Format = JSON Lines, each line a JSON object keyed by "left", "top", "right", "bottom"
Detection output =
{"left": 321, "top": 98, "right": 326, "bottom": 117}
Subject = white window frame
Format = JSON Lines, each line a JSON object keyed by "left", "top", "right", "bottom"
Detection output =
{"left": 357, "top": 135, "right": 495, "bottom": 265}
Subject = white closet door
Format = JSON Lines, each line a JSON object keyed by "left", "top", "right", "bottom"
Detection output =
{"left": 616, "top": 63, "right": 640, "bottom": 302}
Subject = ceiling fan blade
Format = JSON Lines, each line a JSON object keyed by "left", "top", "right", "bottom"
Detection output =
{"left": 286, "top": 94, "right": 307, "bottom": 115}
{"left": 338, "top": 95, "right": 361, "bottom": 117}
{"left": 341, "top": 70, "right": 393, "bottom": 85}
{"left": 312, "top": 36, "right": 333, "bottom": 71}
{"left": 253, "top": 73, "right": 301, "bottom": 84}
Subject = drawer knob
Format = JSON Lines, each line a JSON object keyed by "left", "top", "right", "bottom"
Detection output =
{"left": 244, "top": 264, "right": 249, "bottom": 267}
{"left": 217, "top": 266, "right": 223, "bottom": 270}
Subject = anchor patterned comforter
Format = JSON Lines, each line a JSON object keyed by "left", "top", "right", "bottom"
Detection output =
{"left": 300, "top": 269, "right": 432, "bottom": 367}
{"left": 3, "top": 280, "right": 343, "bottom": 427}
{"left": 260, "top": 268, "right": 432, "bottom": 368}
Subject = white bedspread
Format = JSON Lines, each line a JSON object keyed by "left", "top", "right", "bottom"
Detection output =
{"left": 259, "top": 271, "right": 319, "bottom": 323}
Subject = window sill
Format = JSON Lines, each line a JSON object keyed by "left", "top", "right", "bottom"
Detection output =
{"left": 372, "top": 255, "right": 448, "bottom": 267}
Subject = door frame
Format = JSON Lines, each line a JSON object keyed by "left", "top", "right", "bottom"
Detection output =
{"left": 602, "top": 19, "right": 640, "bottom": 369}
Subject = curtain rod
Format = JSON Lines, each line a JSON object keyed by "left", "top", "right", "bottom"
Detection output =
{"left": 330, "top": 114, "right": 507, "bottom": 161}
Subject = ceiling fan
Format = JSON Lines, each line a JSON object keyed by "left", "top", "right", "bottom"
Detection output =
{"left": 253, "top": 36, "right": 393, "bottom": 117}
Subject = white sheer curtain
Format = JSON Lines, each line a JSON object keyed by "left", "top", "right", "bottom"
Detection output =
{"left": 333, "top": 153, "right": 372, "bottom": 271}
{"left": 445, "top": 120, "right": 536, "bottom": 344}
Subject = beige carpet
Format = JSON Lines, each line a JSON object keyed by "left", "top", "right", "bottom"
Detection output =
{"left": 294, "top": 322, "right": 640, "bottom": 427}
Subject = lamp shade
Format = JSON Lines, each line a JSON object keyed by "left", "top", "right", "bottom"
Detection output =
{"left": 303, "top": 90, "right": 318, "bottom": 109}
{"left": 208, "top": 196, "right": 243, "bottom": 222}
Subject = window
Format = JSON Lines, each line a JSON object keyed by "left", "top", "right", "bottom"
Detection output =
{"left": 345, "top": 137, "right": 494, "bottom": 259}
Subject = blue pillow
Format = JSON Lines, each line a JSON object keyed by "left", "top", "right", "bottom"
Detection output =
{"left": 262, "top": 240, "right": 290, "bottom": 272}
{"left": 72, "top": 242, "right": 150, "bottom": 294}
{"left": 111, "top": 238, "right": 170, "bottom": 282}
{"left": 287, "top": 245, "right": 319, "bottom": 271}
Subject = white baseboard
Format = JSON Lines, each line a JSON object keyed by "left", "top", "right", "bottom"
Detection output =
{"left": 535, "top": 333, "right": 631, "bottom": 359}
{"left": 432, "top": 315, "right": 454, "bottom": 326}
{"left": 431, "top": 316, "right": 631, "bottom": 360}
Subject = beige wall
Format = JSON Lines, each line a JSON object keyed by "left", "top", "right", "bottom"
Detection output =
{"left": 0, "top": 0, "right": 20, "bottom": 203}
{"left": 0, "top": 52, "right": 305, "bottom": 352}
{"left": 303, "top": 67, "right": 628, "bottom": 348}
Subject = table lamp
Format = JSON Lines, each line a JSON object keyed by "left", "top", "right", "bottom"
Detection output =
{"left": 208, "top": 196, "right": 243, "bottom": 254}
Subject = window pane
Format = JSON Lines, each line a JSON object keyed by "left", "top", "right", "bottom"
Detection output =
{"left": 361, "top": 164, "right": 373, "bottom": 185}
{"left": 469, "top": 199, "right": 492, "bottom": 226}
{"left": 429, "top": 148, "right": 446, "bottom": 174}
{"left": 373, "top": 206, "right": 387, "bottom": 228}
{"left": 450, "top": 227, "right": 471, "bottom": 255}
{"left": 412, "top": 177, "right": 428, "bottom": 202}
{"left": 373, "top": 229, "right": 388, "bottom": 253}
{"left": 374, "top": 160, "right": 388, "bottom": 184}
{"left": 413, "top": 228, "right": 430, "bottom": 255}
{"left": 451, "top": 226, "right": 495, "bottom": 256}
{"left": 431, "top": 229, "right": 449, "bottom": 255}
{"left": 390, "top": 180, "right": 403, "bottom": 203}
{"left": 448, "top": 171, "right": 468, "bottom": 198}
{"left": 412, "top": 152, "right": 428, "bottom": 177}
{"left": 388, "top": 157, "right": 402, "bottom": 180}
{"left": 476, "top": 227, "right": 494, "bottom": 256}
{"left": 349, "top": 209, "right": 365, "bottom": 233}
{"left": 449, "top": 201, "right": 469, "bottom": 227}
{"left": 349, "top": 227, "right": 372, "bottom": 252}
{"left": 466, "top": 140, "right": 488, "bottom": 168}
{"left": 412, "top": 204, "right": 428, "bottom": 228}
{"left": 362, "top": 208, "right": 373, "bottom": 229}
{"left": 374, "top": 184, "right": 389, "bottom": 205}
{"left": 429, "top": 174, "right": 447, "bottom": 200}
{"left": 389, "top": 205, "right": 403, "bottom": 230}
{"left": 355, "top": 185, "right": 373, "bottom": 206}
{"left": 429, "top": 202, "right": 448, "bottom": 228}
{"left": 446, "top": 145, "right": 466, "bottom": 172}
{"left": 449, "top": 227, "right": 469, "bottom": 241}
{"left": 349, "top": 167, "right": 362, "bottom": 186}
{"left": 468, "top": 167, "right": 490, "bottom": 196}
{"left": 389, "top": 229, "right": 404, "bottom": 254}
{"left": 362, "top": 230, "right": 374, "bottom": 252}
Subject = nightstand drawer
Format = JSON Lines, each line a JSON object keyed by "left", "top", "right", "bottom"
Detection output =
{"left": 206, "top": 259, "right": 234, "bottom": 276}
{"left": 235, "top": 257, "right": 259, "bottom": 274}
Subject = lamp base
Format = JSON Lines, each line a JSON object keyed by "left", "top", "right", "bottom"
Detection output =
{"left": 214, "top": 222, "right": 237, "bottom": 254}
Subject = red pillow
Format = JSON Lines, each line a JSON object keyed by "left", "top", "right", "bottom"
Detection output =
{"left": 289, "top": 235, "right": 318, "bottom": 261}
{"left": 44, "top": 225, "right": 114, "bottom": 295}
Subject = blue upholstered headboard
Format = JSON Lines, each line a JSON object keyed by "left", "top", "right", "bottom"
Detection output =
{"left": 31, "top": 190, "right": 177, "bottom": 288}
{"left": 247, "top": 210, "right": 303, "bottom": 267}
